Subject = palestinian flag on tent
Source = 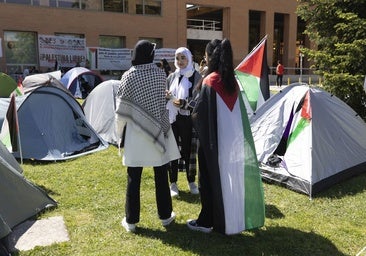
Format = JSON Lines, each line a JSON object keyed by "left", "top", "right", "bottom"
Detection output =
{"left": 287, "top": 90, "right": 311, "bottom": 146}
{"left": 0, "top": 94, "right": 20, "bottom": 152}
{"left": 274, "top": 90, "right": 312, "bottom": 156}
{"left": 235, "top": 36, "right": 270, "bottom": 112}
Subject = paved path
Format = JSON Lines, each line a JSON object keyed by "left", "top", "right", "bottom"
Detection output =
{"left": 6, "top": 216, "right": 69, "bottom": 252}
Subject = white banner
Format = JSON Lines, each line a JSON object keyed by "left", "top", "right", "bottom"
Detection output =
{"left": 38, "top": 35, "right": 86, "bottom": 68}
{"left": 154, "top": 48, "right": 176, "bottom": 62}
{"left": 86, "top": 47, "right": 176, "bottom": 71}
{"left": 97, "top": 48, "right": 132, "bottom": 70}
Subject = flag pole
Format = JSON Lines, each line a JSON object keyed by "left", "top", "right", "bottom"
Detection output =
{"left": 16, "top": 109, "right": 23, "bottom": 165}
{"left": 12, "top": 92, "right": 23, "bottom": 164}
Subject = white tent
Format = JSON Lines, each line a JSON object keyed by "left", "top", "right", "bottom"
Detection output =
{"left": 82, "top": 80, "right": 120, "bottom": 145}
{"left": 250, "top": 83, "right": 366, "bottom": 196}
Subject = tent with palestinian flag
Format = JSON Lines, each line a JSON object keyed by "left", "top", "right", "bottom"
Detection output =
{"left": 235, "top": 36, "right": 270, "bottom": 117}
{"left": 250, "top": 83, "right": 366, "bottom": 197}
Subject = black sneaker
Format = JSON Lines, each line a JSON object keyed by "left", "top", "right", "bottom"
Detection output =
{"left": 186, "top": 219, "right": 212, "bottom": 233}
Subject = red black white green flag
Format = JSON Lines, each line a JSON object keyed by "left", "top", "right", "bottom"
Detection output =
{"left": 235, "top": 36, "right": 270, "bottom": 113}
{"left": 0, "top": 94, "right": 19, "bottom": 152}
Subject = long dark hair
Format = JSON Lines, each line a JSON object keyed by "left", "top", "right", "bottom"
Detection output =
{"left": 203, "top": 38, "right": 237, "bottom": 94}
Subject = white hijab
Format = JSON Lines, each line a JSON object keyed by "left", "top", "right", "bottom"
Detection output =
{"left": 169, "top": 47, "right": 195, "bottom": 100}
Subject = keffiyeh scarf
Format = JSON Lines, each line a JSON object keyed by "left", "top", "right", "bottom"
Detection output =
{"left": 116, "top": 63, "right": 170, "bottom": 152}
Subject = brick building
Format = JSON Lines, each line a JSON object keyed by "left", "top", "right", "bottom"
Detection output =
{"left": 0, "top": 0, "right": 308, "bottom": 76}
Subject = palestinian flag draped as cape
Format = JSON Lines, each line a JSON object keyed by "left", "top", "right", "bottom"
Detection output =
{"left": 235, "top": 36, "right": 270, "bottom": 114}
{"left": 193, "top": 72, "right": 265, "bottom": 235}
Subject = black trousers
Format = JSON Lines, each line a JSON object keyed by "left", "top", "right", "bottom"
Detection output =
{"left": 125, "top": 165, "right": 172, "bottom": 224}
{"left": 277, "top": 74, "right": 283, "bottom": 86}
{"left": 169, "top": 114, "right": 195, "bottom": 183}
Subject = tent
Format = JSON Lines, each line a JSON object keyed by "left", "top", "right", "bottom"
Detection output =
{"left": 0, "top": 72, "right": 18, "bottom": 98}
{"left": 60, "top": 67, "right": 103, "bottom": 99}
{"left": 82, "top": 80, "right": 120, "bottom": 145}
{"left": 0, "top": 86, "right": 108, "bottom": 161}
{"left": 0, "top": 140, "right": 56, "bottom": 242}
{"left": 250, "top": 83, "right": 366, "bottom": 196}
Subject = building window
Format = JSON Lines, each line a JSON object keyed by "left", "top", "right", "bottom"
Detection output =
{"left": 136, "top": 0, "right": 161, "bottom": 15}
{"left": 103, "top": 0, "right": 127, "bottom": 12}
{"left": 49, "top": 0, "right": 87, "bottom": 9}
{"left": 54, "top": 33, "right": 85, "bottom": 39}
{"left": 99, "top": 35, "right": 125, "bottom": 48}
{"left": 4, "top": 31, "right": 38, "bottom": 76}
{"left": 3, "top": 0, "right": 39, "bottom": 5}
{"left": 99, "top": 35, "right": 126, "bottom": 78}
{"left": 138, "top": 37, "right": 162, "bottom": 48}
{"left": 249, "top": 10, "right": 262, "bottom": 52}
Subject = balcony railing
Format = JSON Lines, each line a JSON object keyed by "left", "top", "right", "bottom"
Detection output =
{"left": 187, "top": 19, "right": 221, "bottom": 31}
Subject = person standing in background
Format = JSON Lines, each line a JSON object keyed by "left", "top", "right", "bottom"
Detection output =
{"left": 276, "top": 60, "right": 284, "bottom": 87}
{"left": 166, "top": 47, "right": 201, "bottom": 197}
{"left": 115, "top": 40, "right": 180, "bottom": 233}
{"left": 160, "top": 58, "right": 172, "bottom": 77}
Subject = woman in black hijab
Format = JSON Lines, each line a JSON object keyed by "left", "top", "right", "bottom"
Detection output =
{"left": 115, "top": 40, "right": 181, "bottom": 232}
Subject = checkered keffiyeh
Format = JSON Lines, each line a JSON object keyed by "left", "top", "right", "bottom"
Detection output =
{"left": 116, "top": 63, "right": 170, "bottom": 152}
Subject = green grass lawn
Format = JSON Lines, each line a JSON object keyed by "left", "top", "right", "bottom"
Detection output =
{"left": 17, "top": 145, "right": 366, "bottom": 256}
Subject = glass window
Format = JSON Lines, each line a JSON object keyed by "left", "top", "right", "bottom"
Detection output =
{"left": 103, "top": 0, "right": 127, "bottom": 12}
{"left": 5, "top": 0, "right": 32, "bottom": 4}
{"left": 138, "top": 37, "right": 162, "bottom": 48}
{"left": 99, "top": 35, "right": 126, "bottom": 78}
{"left": 4, "top": 31, "right": 38, "bottom": 75}
{"left": 99, "top": 35, "right": 125, "bottom": 48}
{"left": 54, "top": 33, "right": 85, "bottom": 38}
{"left": 144, "top": 0, "right": 161, "bottom": 15}
{"left": 136, "top": 0, "right": 161, "bottom": 15}
{"left": 49, "top": 0, "right": 85, "bottom": 9}
{"left": 0, "top": 0, "right": 40, "bottom": 4}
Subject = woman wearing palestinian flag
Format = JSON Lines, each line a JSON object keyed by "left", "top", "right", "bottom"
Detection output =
{"left": 187, "top": 39, "right": 265, "bottom": 235}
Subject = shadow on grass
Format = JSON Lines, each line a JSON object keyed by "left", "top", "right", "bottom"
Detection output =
{"left": 262, "top": 171, "right": 366, "bottom": 200}
{"left": 35, "top": 184, "right": 60, "bottom": 197}
{"left": 265, "top": 204, "right": 285, "bottom": 219}
{"left": 134, "top": 223, "right": 346, "bottom": 256}
{"left": 314, "top": 172, "right": 366, "bottom": 199}
{"left": 173, "top": 191, "right": 201, "bottom": 204}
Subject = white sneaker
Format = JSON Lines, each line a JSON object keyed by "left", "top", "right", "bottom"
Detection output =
{"left": 161, "top": 212, "right": 176, "bottom": 226}
{"left": 188, "top": 182, "right": 199, "bottom": 195}
{"left": 170, "top": 183, "right": 179, "bottom": 197}
{"left": 121, "top": 217, "right": 136, "bottom": 232}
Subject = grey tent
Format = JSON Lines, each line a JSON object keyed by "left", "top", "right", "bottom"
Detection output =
{"left": 0, "top": 141, "right": 56, "bottom": 240}
{"left": 82, "top": 80, "right": 120, "bottom": 145}
{"left": 0, "top": 86, "right": 108, "bottom": 161}
{"left": 250, "top": 83, "right": 366, "bottom": 197}
{"left": 21, "top": 71, "right": 70, "bottom": 95}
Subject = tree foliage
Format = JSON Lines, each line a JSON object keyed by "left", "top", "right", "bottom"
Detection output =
{"left": 297, "top": 0, "right": 366, "bottom": 119}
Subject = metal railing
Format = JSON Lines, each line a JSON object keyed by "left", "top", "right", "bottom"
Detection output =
{"left": 187, "top": 19, "right": 221, "bottom": 31}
